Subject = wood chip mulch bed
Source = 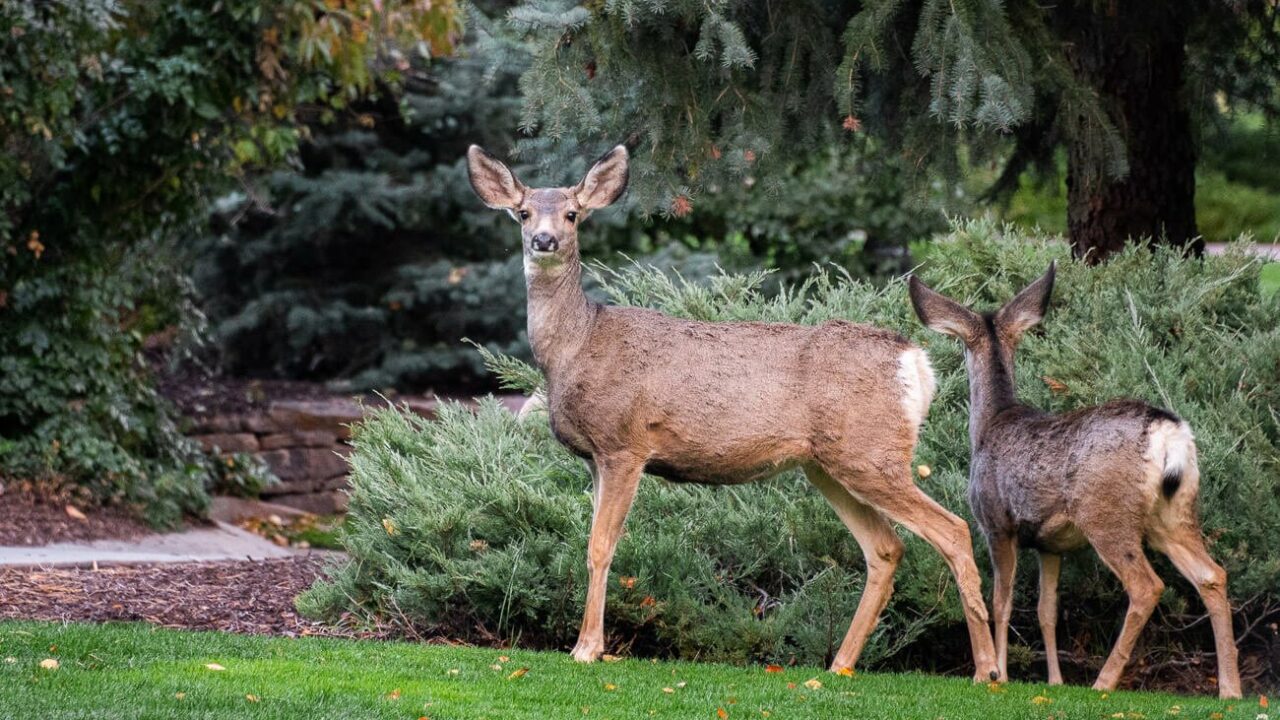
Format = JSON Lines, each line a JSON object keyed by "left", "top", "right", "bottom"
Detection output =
{"left": 0, "top": 556, "right": 386, "bottom": 639}
{"left": 0, "top": 489, "right": 151, "bottom": 547}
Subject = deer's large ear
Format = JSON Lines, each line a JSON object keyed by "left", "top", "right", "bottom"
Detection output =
{"left": 908, "top": 276, "right": 982, "bottom": 344}
{"left": 995, "top": 261, "right": 1056, "bottom": 339}
{"left": 467, "top": 145, "right": 526, "bottom": 209}
{"left": 574, "top": 145, "right": 629, "bottom": 209}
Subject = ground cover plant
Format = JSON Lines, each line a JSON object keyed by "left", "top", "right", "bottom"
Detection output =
{"left": 0, "top": 621, "right": 1265, "bottom": 719}
{"left": 302, "top": 222, "right": 1280, "bottom": 687}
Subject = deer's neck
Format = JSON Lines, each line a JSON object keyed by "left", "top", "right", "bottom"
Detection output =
{"left": 966, "top": 334, "right": 1019, "bottom": 449}
{"left": 525, "top": 257, "right": 594, "bottom": 375}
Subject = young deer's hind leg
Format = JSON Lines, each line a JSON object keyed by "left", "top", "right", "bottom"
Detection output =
{"left": 826, "top": 463, "right": 999, "bottom": 682}
{"left": 1037, "top": 552, "right": 1064, "bottom": 685}
{"left": 806, "top": 468, "right": 905, "bottom": 673}
{"left": 989, "top": 534, "right": 1018, "bottom": 681}
{"left": 1153, "top": 531, "right": 1241, "bottom": 698}
{"left": 571, "top": 453, "right": 644, "bottom": 663}
{"left": 1089, "top": 537, "right": 1164, "bottom": 692}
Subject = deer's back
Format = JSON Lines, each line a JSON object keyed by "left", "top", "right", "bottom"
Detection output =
{"left": 546, "top": 306, "right": 924, "bottom": 483}
{"left": 972, "top": 400, "right": 1187, "bottom": 551}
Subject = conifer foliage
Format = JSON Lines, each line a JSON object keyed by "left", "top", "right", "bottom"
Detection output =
{"left": 510, "top": 0, "right": 1280, "bottom": 259}
{"left": 303, "top": 223, "right": 1280, "bottom": 676}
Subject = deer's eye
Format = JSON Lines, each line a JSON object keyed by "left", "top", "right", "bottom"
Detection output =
{"left": 517, "top": 210, "right": 530, "bottom": 221}
{"left": 565, "top": 211, "right": 578, "bottom": 223}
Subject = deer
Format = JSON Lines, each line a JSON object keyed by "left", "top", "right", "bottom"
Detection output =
{"left": 466, "top": 143, "right": 1001, "bottom": 682}
{"left": 908, "top": 263, "right": 1242, "bottom": 698}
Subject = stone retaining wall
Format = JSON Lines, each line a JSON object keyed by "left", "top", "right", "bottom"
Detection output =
{"left": 189, "top": 395, "right": 526, "bottom": 514}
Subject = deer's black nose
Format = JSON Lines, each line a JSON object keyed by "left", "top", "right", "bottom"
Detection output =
{"left": 531, "top": 233, "right": 558, "bottom": 253}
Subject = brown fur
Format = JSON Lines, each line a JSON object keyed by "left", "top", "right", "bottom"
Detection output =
{"left": 467, "top": 144, "right": 1000, "bottom": 680}
{"left": 909, "top": 263, "right": 1241, "bottom": 698}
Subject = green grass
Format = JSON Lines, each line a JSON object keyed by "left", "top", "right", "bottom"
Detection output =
{"left": 0, "top": 622, "right": 1261, "bottom": 719}
{"left": 1262, "top": 263, "right": 1280, "bottom": 296}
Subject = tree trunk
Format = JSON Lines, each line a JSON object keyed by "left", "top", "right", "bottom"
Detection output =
{"left": 1058, "top": 2, "right": 1202, "bottom": 263}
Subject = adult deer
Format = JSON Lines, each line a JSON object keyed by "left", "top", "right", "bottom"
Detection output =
{"left": 467, "top": 144, "right": 999, "bottom": 680}
{"left": 909, "top": 263, "right": 1241, "bottom": 698}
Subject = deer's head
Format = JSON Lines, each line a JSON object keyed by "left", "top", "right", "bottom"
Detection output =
{"left": 467, "top": 145, "right": 629, "bottom": 276}
{"left": 908, "top": 262, "right": 1056, "bottom": 410}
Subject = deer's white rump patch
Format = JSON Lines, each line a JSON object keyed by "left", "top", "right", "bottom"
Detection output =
{"left": 1144, "top": 419, "right": 1200, "bottom": 507}
{"left": 897, "top": 347, "right": 936, "bottom": 433}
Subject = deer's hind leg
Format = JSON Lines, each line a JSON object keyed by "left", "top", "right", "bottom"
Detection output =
{"left": 1150, "top": 529, "right": 1241, "bottom": 698}
{"left": 806, "top": 467, "right": 905, "bottom": 673}
{"left": 821, "top": 460, "right": 999, "bottom": 682}
{"left": 1087, "top": 534, "right": 1164, "bottom": 692}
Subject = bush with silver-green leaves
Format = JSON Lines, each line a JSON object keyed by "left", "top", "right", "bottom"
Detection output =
{"left": 300, "top": 220, "right": 1280, "bottom": 680}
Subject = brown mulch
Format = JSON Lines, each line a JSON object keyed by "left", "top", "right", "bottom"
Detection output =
{"left": 0, "top": 487, "right": 151, "bottom": 547}
{"left": 0, "top": 555, "right": 382, "bottom": 639}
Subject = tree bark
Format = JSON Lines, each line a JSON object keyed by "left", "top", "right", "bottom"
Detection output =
{"left": 1057, "top": 2, "right": 1202, "bottom": 263}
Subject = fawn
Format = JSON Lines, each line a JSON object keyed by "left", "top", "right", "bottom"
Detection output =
{"left": 909, "top": 262, "right": 1241, "bottom": 698}
{"left": 467, "top": 144, "right": 1001, "bottom": 680}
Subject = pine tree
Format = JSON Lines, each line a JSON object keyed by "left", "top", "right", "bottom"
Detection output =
{"left": 196, "top": 8, "right": 534, "bottom": 391}
{"left": 510, "top": 0, "right": 1280, "bottom": 261}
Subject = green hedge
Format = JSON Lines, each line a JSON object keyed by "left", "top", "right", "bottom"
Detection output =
{"left": 300, "top": 221, "right": 1280, "bottom": 676}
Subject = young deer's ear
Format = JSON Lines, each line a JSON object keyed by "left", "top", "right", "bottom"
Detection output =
{"left": 995, "top": 261, "right": 1056, "bottom": 339}
{"left": 908, "top": 276, "right": 982, "bottom": 344}
{"left": 467, "top": 145, "right": 526, "bottom": 210}
{"left": 574, "top": 145, "right": 629, "bottom": 210}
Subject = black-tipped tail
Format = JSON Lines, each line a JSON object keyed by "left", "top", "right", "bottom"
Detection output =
{"left": 1161, "top": 468, "right": 1182, "bottom": 499}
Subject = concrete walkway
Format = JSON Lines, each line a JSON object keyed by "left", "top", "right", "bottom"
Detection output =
{"left": 0, "top": 520, "right": 298, "bottom": 569}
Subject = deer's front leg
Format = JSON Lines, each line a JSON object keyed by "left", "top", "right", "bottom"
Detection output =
{"left": 989, "top": 534, "right": 1018, "bottom": 682}
{"left": 571, "top": 453, "right": 643, "bottom": 663}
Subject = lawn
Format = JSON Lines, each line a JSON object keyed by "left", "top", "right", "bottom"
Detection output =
{"left": 1262, "top": 262, "right": 1280, "bottom": 295}
{"left": 0, "top": 622, "right": 1262, "bottom": 720}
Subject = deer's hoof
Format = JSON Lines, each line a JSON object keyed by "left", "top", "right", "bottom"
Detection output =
{"left": 1090, "top": 678, "right": 1118, "bottom": 693}
{"left": 570, "top": 641, "right": 603, "bottom": 663}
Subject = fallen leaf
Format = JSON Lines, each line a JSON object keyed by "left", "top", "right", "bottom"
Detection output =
{"left": 640, "top": 595, "right": 656, "bottom": 608}
{"left": 803, "top": 678, "right": 822, "bottom": 690}
{"left": 445, "top": 668, "right": 459, "bottom": 676}
{"left": 765, "top": 664, "right": 783, "bottom": 674}
{"left": 498, "top": 655, "right": 510, "bottom": 663}
{"left": 662, "top": 687, "right": 675, "bottom": 694}
{"left": 987, "top": 681, "right": 1006, "bottom": 694}
{"left": 386, "top": 688, "right": 402, "bottom": 700}
{"left": 204, "top": 663, "right": 225, "bottom": 671}
{"left": 676, "top": 682, "right": 687, "bottom": 689}
{"left": 717, "top": 709, "right": 728, "bottom": 719}
{"left": 507, "top": 667, "right": 528, "bottom": 680}
{"left": 1210, "top": 714, "right": 1224, "bottom": 720}
{"left": 174, "top": 692, "right": 186, "bottom": 700}
{"left": 834, "top": 667, "right": 854, "bottom": 678}
{"left": 1263, "top": 697, "right": 1270, "bottom": 709}
{"left": 602, "top": 654, "right": 622, "bottom": 663}
{"left": 245, "top": 694, "right": 260, "bottom": 703}
{"left": 5, "top": 657, "right": 17, "bottom": 664}
{"left": 916, "top": 465, "right": 932, "bottom": 479}
{"left": 786, "top": 683, "right": 796, "bottom": 690}
{"left": 619, "top": 576, "right": 637, "bottom": 589}
{"left": 382, "top": 518, "right": 398, "bottom": 536}
{"left": 65, "top": 505, "right": 87, "bottom": 521}
{"left": 39, "top": 658, "right": 58, "bottom": 670}
{"left": 603, "top": 683, "right": 617, "bottom": 692}
{"left": 1041, "top": 376, "right": 1070, "bottom": 395}
{"left": 1166, "top": 706, "right": 1181, "bottom": 716}
{"left": 490, "top": 663, "right": 503, "bottom": 671}
{"left": 1032, "top": 695, "right": 1053, "bottom": 705}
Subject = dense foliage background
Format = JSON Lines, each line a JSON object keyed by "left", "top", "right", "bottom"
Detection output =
{"left": 300, "top": 223, "right": 1280, "bottom": 685}
{"left": 0, "top": 0, "right": 459, "bottom": 523}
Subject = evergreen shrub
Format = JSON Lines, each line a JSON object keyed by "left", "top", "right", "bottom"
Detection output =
{"left": 300, "top": 221, "right": 1280, "bottom": 675}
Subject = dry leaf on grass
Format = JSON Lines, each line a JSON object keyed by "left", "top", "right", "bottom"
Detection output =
{"left": 1032, "top": 695, "right": 1052, "bottom": 705}
{"left": 834, "top": 667, "right": 854, "bottom": 678}
{"left": 39, "top": 658, "right": 58, "bottom": 670}
{"left": 204, "top": 663, "right": 225, "bottom": 671}
{"left": 803, "top": 678, "right": 822, "bottom": 690}
{"left": 507, "top": 667, "right": 528, "bottom": 680}
{"left": 717, "top": 709, "right": 728, "bottom": 719}
{"left": 245, "top": 694, "right": 260, "bottom": 703}
{"left": 764, "top": 664, "right": 783, "bottom": 674}
{"left": 64, "top": 506, "right": 87, "bottom": 521}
